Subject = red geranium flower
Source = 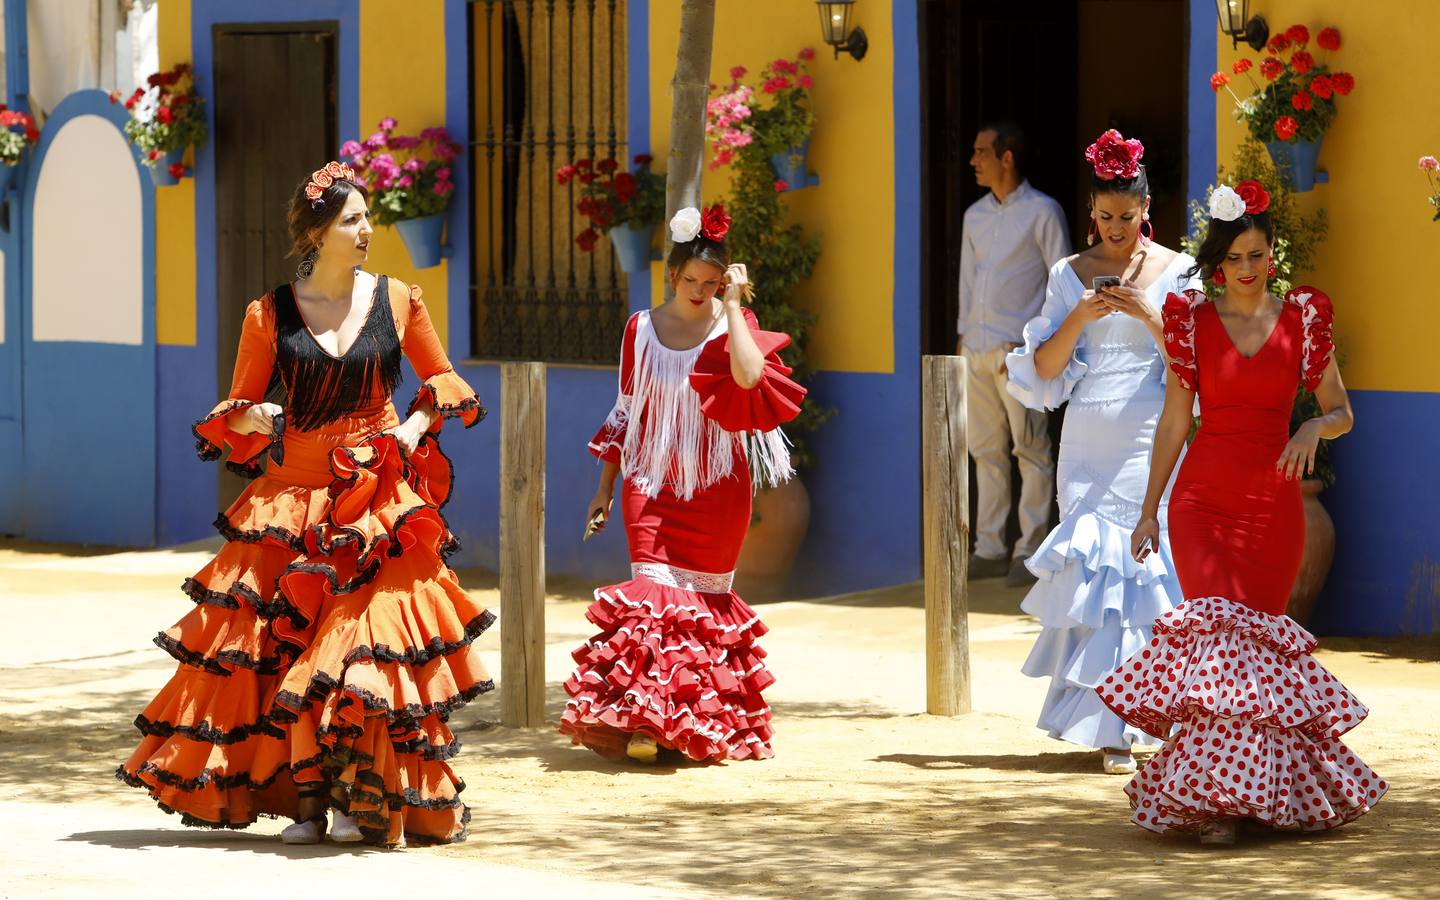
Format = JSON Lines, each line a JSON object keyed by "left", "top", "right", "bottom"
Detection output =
{"left": 596, "top": 158, "right": 619, "bottom": 174}
{"left": 1260, "top": 57, "right": 1284, "bottom": 81}
{"left": 157, "top": 106, "right": 173, "bottom": 125}
{"left": 1290, "top": 51, "right": 1315, "bottom": 75}
{"left": 168, "top": 163, "right": 187, "bottom": 180}
{"left": 700, "top": 203, "right": 732, "bottom": 242}
{"left": 576, "top": 227, "right": 600, "bottom": 252}
{"left": 730, "top": 65, "right": 747, "bottom": 80}
{"left": 633, "top": 154, "right": 653, "bottom": 166}
{"left": 1309, "top": 75, "right": 1334, "bottom": 100}
{"left": 799, "top": 74, "right": 814, "bottom": 90}
{"left": 1084, "top": 128, "right": 1144, "bottom": 181}
{"left": 762, "top": 76, "right": 792, "bottom": 94}
{"left": 575, "top": 158, "right": 592, "bottom": 171}
{"left": 1274, "top": 116, "right": 1299, "bottom": 141}
{"left": 771, "top": 58, "right": 799, "bottom": 76}
{"left": 1317, "top": 27, "right": 1341, "bottom": 51}
{"left": 148, "top": 149, "right": 161, "bottom": 161}
{"left": 579, "top": 172, "right": 596, "bottom": 185}
{"left": 1331, "top": 72, "right": 1355, "bottom": 95}
{"left": 1291, "top": 90, "right": 1314, "bottom": 111}
{"left": 774, "top": 179, "right": 790, "bottom": 192}
{"left": 799, "top": 47, "right": 815, "bottom": 61}
{"left": 1286, "top": 24, "right": 1310, "bottom": 46}
{"left": 1210, "top": 72, "right": 1231, "bottom": 92}
{"left": 108, "top": 90, "right": 122, "bottom": 103}
{"left": 1234, "top": 179, "right": 1271, "bottom": 215}
{"left": 1232, "top": 58, "right": 1253, "bottom": 75}
{"left": 614, "top": 171, "right": 637, "bottom": 202}
{"left": 1267, "top": 34, "right": 1290, "bottom": 54}
{"left": 555, "top": 163, "right": 576, "bottom": 185}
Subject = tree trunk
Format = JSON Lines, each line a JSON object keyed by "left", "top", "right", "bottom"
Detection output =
{"left": 663, "top": 0, "right": 716, "bottom": 299}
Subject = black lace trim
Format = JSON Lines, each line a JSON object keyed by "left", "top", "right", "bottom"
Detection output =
{"left": 409, "top": 383, "right": 488, "bottom": 429}
{"left": 212, "top": 513, "right": 307, "bottom": 553}
{"left": 181, "top": 576, "right": 272, "bottom": 614}
{"left": 153, "top": 632, "right": 294, "bottom": 676}
{"left": 271, "top": 677, "right": 495, "bottom": 727}
{"left": 133, "top": 713, "right": 285, "bottom": 745}
{"left": 341, "top": 611, "right": 496, "bottom": 668}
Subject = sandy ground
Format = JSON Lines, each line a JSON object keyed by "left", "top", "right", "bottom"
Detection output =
{"left": 2, "top": 537, "right": 1438, "bottom": 899}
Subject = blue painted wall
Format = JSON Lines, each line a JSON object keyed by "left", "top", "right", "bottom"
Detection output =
{"left": 1186, "top": 0, "right": 1217, "bottom": 208}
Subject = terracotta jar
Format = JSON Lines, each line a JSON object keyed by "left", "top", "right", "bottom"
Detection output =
{"left": 1286, "top": 479, "right": 1335, "bottom": 626}
{"left": 734, "top": 478, "right": 812, "bottom": 602}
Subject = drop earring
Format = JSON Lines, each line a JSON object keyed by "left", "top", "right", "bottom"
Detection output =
{"left": 1087, "top": 218, "right": 1099, "bottom": 247}
{"left": 1139, "top": 216, "right": 1153, "bottom": 245}
{"left": 1268, "top": 257, "right": 1276, "bottom": 279}
{"left": 297, "top": 249, "right": 318, "bottom": 280}
{"left": 1211, "top": 267, "right": 1226, "bottom": 285}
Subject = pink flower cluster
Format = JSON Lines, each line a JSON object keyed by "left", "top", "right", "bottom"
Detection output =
{"left": 706, "top": 77, "right": 755, "bottom": 170}
{"left": 340, "top": 117, "right": 460, "bottom": 197}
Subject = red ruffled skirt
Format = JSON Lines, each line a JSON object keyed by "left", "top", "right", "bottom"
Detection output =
{"left": 120, "top": 409, "right": 492, "bottom": 846}
{"left": 1097, "top": 597, "right": 1386, "bottom": 833}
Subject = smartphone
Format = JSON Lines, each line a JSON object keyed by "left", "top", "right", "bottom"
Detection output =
{"left": 1136, "top": 535, "right": 1154, "bottom": 561}
{"left": 1092, "top": 275, "right": 1122, "bottom": 291}
{"left": 582, "top": 510, "right": 606, "bottom": 542}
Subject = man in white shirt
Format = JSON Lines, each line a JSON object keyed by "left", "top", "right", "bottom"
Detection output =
{"left": 956, "top": 122, "right": 1070, "bottom": 586}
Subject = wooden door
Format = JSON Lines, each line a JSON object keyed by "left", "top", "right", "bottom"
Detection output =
{"left": 212, "top": 24, "right": 336, "bottom": 507}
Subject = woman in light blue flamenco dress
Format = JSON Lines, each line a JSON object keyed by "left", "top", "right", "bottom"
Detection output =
{"left": 1005, "top": 130, "right": 1196, "bottom": 774}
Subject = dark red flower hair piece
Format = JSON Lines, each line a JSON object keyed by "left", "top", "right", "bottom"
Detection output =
{"left": 700, "top": 203, "right": 732, "bottom": 242}
{"left": 1085, "top": 129, "right": 1145, "bottom": 181}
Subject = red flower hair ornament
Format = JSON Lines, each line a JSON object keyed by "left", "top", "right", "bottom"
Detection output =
{"left": 669, "top": 203, "right": 732, "bottom": 244}
{"left": 1084, "top": 129, "right": 1145, "bottom": 181}
{"left": 305, "top": 160, "right": 358, "bottom": 205}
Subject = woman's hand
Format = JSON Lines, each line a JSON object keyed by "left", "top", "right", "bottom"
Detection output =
{"left": 1101, "top": 285, "right": 1160, "bottom": 327}
{"left": 723, "top": 263, "right": 750, "bottom": 306}
{"left": 585, "top": 486, "right": 615, "bottom": 535}
{"left": 1277, "top": 419, "right": 1322, "bottom": 481}
{"left": 232, "top": 402, "right": 283, "bottom": 436}
{"left": 385, "top": 415, "right": 429, "bottom": 455}
{"left": 1069, "top": 290, "right": 1112, "bottom": 326}
{"left": 1131, "top": 515, "right": 1160, "bottom": 563}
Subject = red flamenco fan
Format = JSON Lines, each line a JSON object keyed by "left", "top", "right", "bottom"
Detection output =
{"left": 1097, "top": 597, "right": 1387, "bottom": 833}
{"left": 689, "top": 328, "right": 805, "bottom": 433}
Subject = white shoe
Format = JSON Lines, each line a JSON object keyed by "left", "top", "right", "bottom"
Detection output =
{"left": 281, "top": 817, "right": 325, "bottom": 844}
{"left": 1102, "top": 752, "right": 1137, "bottom": 775}
{"left": 329, "top": 811, "right": 364, "bottom": 843}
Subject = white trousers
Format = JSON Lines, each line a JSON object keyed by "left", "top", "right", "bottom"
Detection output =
{"left": 962, "top": 346, "right": 1054, "bottom": 560}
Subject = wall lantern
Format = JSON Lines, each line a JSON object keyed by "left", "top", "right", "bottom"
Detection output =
{"left": 816, "top": 1, "right": 868, "bottom": 61}
{"left": 1216, "top": 0, "right": 1270, "bottom": 51}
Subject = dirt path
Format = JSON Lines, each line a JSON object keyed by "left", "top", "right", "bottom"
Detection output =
{"left": 2, "top": 538, "right": 1437, "bottom": 898}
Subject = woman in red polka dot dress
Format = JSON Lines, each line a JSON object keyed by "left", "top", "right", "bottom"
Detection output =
{"left": 1097, "top": 181, "right": 1386, "bottom": 845}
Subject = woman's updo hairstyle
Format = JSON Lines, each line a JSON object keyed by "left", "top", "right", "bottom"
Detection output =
{"left": 287, "top": 161, "right": 369, "bottom": 260}
{"left": 1085, "top": 128, "right": 1150, "bottom": 202}
{"left": 1183, "top": 180, "right": 1276, "bottom": 282}
{"left": 665, "top": 203, "right": 733, "bottom": 274}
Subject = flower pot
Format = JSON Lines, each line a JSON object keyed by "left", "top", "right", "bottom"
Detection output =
{"left": 769, "top": 139, "right": 819, "bottom": 192}
{"left": 1286, "top": 479, "right": 1335, "bottom": 626}
{"left": 1264, "top": 137, "right": 1324, "bottom": 192}
{"left": 734, "top": 477, "right": 811, "bottom": 602}
{"left": 147, "top": 148, "right": 186, "bottom": 187}
{"left": 396, "top": 213, "right": 446, "bottom": 269}
{"left": 607, "top": 223, "right": 655, "bottom": 274}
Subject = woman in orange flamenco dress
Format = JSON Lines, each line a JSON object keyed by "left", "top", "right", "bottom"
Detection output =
{"left": 1098, "top": 180, "right": 1386, "bottom": 845}
{"left": 559, "top": 204, "right": 806, "bottom": 765}
{"left": 118, "top": 162, "right": 492, "bottom": 847}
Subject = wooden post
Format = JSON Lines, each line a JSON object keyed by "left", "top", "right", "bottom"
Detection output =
{"left": 923, "top": 354, "right": 971, "bottom": 715}
{"left": 500, "top": 362, "right": 546, "bottom": 728}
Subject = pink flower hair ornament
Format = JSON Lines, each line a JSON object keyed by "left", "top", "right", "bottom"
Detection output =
{"left": 1085, "top": 129, "right": 1145, "bottom": 182}
{"left": 305, "top": 160, "right": 359, "bottom": 205}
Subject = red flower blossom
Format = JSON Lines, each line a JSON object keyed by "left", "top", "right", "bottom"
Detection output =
{"left": 774, "top": 179, "right": 790, "bottom": 192}
{"left": 1291, "top": 90, "right": 1314, "bottom": 111}
{"left": 108, "top": 90, "right": 122, "bottom": 103}
{"left": 1290, "top": 51, "right": 1315, "bottom": 75}
{"left": 1317, "top": 27, "right": 1341, "bottom": 52}
{"left": 730, "top": 65, "right": 747, "bottom": 80}
{"left": 1286, "top": 24, "right": 1310, "bottom": 47}
{"left": 1234, "top": 179, "right": 1271, "bottom": 215}
{"left": 1331, "top": 72, "right": 1355, "bottom": 95}
{"left": 579, "top": 172, "right": 596, "bottom": 185}
{"left": 555, "top": 164, "right": 576, "bottom": 185}
{"left": 771, "top": 58, "right": 799, "bottom": 76}
{"left": 633, "top": 153, "right": 653, "bottom": 166}
{"left": 575, "top": 158, "right": 592, "bottom": 171}
{"left": 597, "top": 158, "right": 619, "bottom": 174}
{"left": 1084, "top": 128, "right": 1145, "bottom": 181}
{"left": 614, "top": 171, "right": 637, "bottom": 202}
{"left": 1267, "top": 34, "right": 1290, "bottom": 54}
{"left": 157, "top": 106, "right": 173, "bottom": 125}
{"left": 168, "top": 162, "right": 187, "bottom": 180}
{"left": 1260, "top": 57, "right": 1284, "bottom": 81}
{"left": 576, "top": 227, "right": 600, "bottom": 252}
{"left": 799, "top": 47, "right": 815, "bottom": 61}
{"left": 1232, "top": 58, "right": 1253, "bottom": 75}
{"left": 1309, "top": 75, "right": 1334, "bottom": 100}
{"left": 1274, "top": 115, "right": 1299, "bottom": 141}
{"left": 761, "top": 76, "right": 792, "bottom": 94}
{"left": 148, "top": 149, "right": 161, "bottom": 161}
{"left": 1210, "top": 72, "right": 1231, "bottom": 92}
{"left": 799, "top": 74, "right": 813, "bottom": 90}
{"left": 699, "top": 204, "right": 732, "bottom": 242}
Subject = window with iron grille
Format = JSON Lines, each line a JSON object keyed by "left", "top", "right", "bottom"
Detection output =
{"left": 468, "top": 0, "right": 629, "bottom": 364}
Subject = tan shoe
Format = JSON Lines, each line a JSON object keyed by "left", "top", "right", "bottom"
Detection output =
{"left": 626, "top": 732, "right": 659, "bottom": 764}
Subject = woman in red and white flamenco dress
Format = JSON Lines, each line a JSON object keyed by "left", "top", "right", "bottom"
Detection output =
{"left": 1101, "top": 180, "right": 1386, "bottom": 844}
{"left": 559, "top": 204, "right": 806, "bottom": 764}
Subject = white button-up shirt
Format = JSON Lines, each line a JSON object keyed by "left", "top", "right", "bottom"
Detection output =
{"left": 957, "top": 180, "right": 1072, "bottom": 353}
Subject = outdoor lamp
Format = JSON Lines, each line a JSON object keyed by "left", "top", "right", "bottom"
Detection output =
{"left": 816, "top": 0, "right": 867, "bottom": 61}
{"left": 1215, "top": 0, "right": 1269, "bottom": 51}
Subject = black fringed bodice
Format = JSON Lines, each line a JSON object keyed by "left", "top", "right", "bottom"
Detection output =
{"left": 270, "top": 276, "right": 402, "bottom": 431}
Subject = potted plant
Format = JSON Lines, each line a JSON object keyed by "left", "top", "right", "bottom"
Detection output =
{"left": 341, "top": 118, "right": 461, "bottom": 269}
{"left": 1419, "top": 154, "right": 1440, "bottom": 221}
{"left": 1211, "top": 24, "right": 1354, "bottom": 191}
{"left": 722, "top": 120, "right": 833, "bottom": 600}
{"left": 556, "top": 153, "right": 666, "bottom": 273}
{"left": 707, "top": 49, "right": 818, "bottom": 191}
{"left": 1183, "top": 141, "right": 1335, "bottom": 624}
{"left": 111, "top": 63, "right": 208, "bottom": 186}
{"left": 0, "top": 105, "right": 39, "bottom": 193}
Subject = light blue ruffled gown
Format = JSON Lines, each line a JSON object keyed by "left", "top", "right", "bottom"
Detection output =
{"left": 1004, "top": 253, "right": 1198, "bottom": 751}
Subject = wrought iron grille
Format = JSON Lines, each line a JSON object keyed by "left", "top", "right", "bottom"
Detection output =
{"left": 468, "top": 0, "right": 629, "bottom": 364}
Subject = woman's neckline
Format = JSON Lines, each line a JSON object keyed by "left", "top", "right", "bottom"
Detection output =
{"left": 643, "top": 304, "right": 730, "bottom": 353}
{"left": 290, "top": 271, "right": 382, "bottom": 360}
{"left": 1063, "top": 250, "right": 1187, "bottom": 295}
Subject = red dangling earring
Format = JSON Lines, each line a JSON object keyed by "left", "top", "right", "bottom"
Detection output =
{"left": 1140, "top": 216, "right": 1153, "bottom": 245}
{"left": 1211, "top": 267, "right": 1226, "bottom": 285}
{"left": 1087, "top": 218, "right": 1099, "bottom": 246}
{"left": 1268, "top": 257, "right": 1276, "bottom": 279}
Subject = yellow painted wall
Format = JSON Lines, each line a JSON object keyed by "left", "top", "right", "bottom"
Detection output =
{"left": 649, "top": 2, "right": 895, "bottom": 373}
{"left": 359, "top": 0, "right": 450, "bottom": 347}
{"left": 1214, "top": 2, "right": 1440, "bottom": 393}
{"left": 156, "top": 0, "right": 195, "bottom": 345}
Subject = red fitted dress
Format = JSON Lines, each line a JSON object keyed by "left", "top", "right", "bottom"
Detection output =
{"left": 559, "top": 307, "right": 805, "bottom": 762}
{"left": 1098, "top": 286, "right": 1386, "bottom": 833}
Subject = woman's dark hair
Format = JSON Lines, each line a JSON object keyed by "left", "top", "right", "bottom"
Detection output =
{"left": 1090, "top": 164, "right": 1149, "bottom": 201}
{"left": 287, "top": 175, "right": 370, "bottom": 259}
{"left": 666, "top": 235, "right": 730, "bottom": 275}
{"left": 1184, "top": 211, "right": 1275, "bottom": 281}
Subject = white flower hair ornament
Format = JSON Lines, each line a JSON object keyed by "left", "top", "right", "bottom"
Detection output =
{"left": 670, "top": 207, "right": 703, "bottom": 244}
{"left": 1208, "top": 185, "right": 1246, "bottom": 223}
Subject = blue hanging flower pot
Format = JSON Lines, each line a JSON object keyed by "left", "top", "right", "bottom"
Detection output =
{"left": 769, "top": 138, "right": 819, "bottom": 191}
{"left": 608, "top": 223, "right": 655, "bottom": 274}
{"left": 396, "top": 213, "right": 446, "bottom": 269}
{"left": 1264, "top": 137, "right": 1324, "bottom": 192}
{"left": 148, "top": 147, "right": 186, "bottom": 187}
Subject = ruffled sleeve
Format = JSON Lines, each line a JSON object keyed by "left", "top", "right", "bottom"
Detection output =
{"left": 192, "top": 297, "right": 280, "bottom": 478}
{"left": 1005, "top": 262, "right": 1087, "bottom": 410}
{"left": 688, "top": 308, "right": 807, "bottom": 433}
{"left": 588, "top": 312, "right": 640, "bottom": 464}
{"left": 398, "top": 282, "right": 486, "bottom": 430}
{"left": 1162, "top": 289, "right": 1207, "bottom": 392}
{"left": 1287, "top": 286, "right": 1335, "bottom": 392}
